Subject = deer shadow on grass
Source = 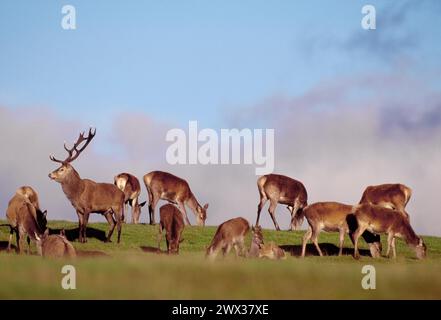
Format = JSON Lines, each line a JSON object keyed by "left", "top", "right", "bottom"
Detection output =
{"left": 0, "top": 241, "right": 16, "bottom": 253}
{"left": 280, "top": 243, "right": 371, "bottom": 257}
{"left": 49, "top": 227, "right": 107, "bottom": 242}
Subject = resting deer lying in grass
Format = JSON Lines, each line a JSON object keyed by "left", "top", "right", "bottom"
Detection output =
{"left": 6, "top": 189, "right": 47, "bottom": 254}
{"left": 299, "top": 202, "right": 356, "bottom": 257}
{"left": 249, "top": 225, "right": 286, "bottom": 260}
{"left": 158, "top": 204, "right": 185, "bottom": 254}
{"left": 35, "top": 229, "right": 76, "bottom": 259}
{"left": 256, "top": 174, "right": 307, "bottom": 231}
{"left": 114, "top": 173, "right": 146, "bottom": 224}
{"left": 352, "top": 204, "right": 426, "bottom": 260}
{"left": 143, "top": 171, "right": 208, "bottom": 226}
{"left": 49, "top": 128, "right": 125, "bottom": 243}
{"left": 206, "top": 217, "right": 249, "bottom": 260}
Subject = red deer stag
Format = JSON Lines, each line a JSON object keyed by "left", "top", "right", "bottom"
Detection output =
{"left": 114, "top": 173, "right": 146, "bottom": 224}
{"left": 143, "top": 171, "right": 208, "bottom": 226}
{"left": 256, "top": 174, "right": 307, "bottom": 231}
{"left": 6, "top": 189, "right": 47, "bottom": 254}
{"left": 352, "top": 204, "right": 426, "bottom": 260}
{"left": 49, "top": 128, "right": 125, "bottom": 243}
{"left": 206, "top": 217, "right": 250, "bottom": 260}
{"left": 157, "top": 204, "right": 185, "bottom": 254}
{"left": 359, "top": 183, "right": 412, "bottom": 220}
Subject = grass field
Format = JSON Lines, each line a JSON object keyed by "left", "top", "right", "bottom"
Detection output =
{"left": 1, "top": 220, "right": 440, "bottom": 299}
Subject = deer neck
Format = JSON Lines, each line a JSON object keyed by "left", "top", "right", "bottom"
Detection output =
{"left": 402, "top": 223, "right": 419, "bottom": 246}
{"left": 61, "top": 169, "right": 85, "bottom": 204}
{"left": 186, "top": 193, "right": 200, "bottom": 213}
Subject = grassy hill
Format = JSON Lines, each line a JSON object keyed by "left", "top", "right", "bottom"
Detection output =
{"left": 1, "top": 220, "right": 440, "bottom": 299}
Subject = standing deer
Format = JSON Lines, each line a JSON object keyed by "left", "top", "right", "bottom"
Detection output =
{"left": 157, "top": 204, "right": 185, "bottom": 254}
{"left": 359, "top": 183, "right": 412, "bottom": 220}
{"left": 49, "top": 128, "right": 125, "bottom": 243}
{"left": 6, "top": 190, "right": 47, "bottom": 254}
{"left": 256, "top": 174, "right": 308, "bottom": 231}
{"left": 143, "top": 171, "right": 208, "bottom": 226}
{"left": 300, "top": 202, "right": 354, "bottom": 257}
{"left": 114, "top": 173, "right": 146, "bottom": 224}
{"left": 206, "top": 217, "right": 250, "bottom": 260}
{"left": 352, "top": 203, "right": 426, "bottom": 260}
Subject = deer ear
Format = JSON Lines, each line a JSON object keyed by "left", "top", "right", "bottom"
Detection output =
{"left": 139, "top": 201, "right": 147, "bottom": 207}
{"left": 44, "top": 228, "right": 49, "bottom": 236}
{"left": 60, "top": 229, "right": 65, "bottom": 237}
{"left": 43, "top": 210, "right": 47, "bottom": 217}
{"left": 203, "top": 203, "right": 209, "bottom": 210}
{"left": 34, "top": 232, "right": 41, "bottom": 242}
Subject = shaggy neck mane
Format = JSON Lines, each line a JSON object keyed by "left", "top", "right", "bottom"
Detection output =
{"left": 61, "top": 168, "right": 84, "bottom": 204}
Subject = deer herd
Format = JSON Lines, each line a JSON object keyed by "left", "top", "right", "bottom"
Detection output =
{"left": 2, "top": 129, "right": 427, "bottom": 261}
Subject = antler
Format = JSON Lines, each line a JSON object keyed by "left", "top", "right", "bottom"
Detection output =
{"left": 49, "top": 128, "right": 96, "bottom": 164}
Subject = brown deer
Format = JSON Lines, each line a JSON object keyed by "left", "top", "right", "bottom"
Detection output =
{"left": 359, "top": 183, "right": 412, "bottom": 220}
{"left": 256, "top": 174, "right": 308, "bottom": 231}
{"left": 143, "top": 171, "right": 208, "bottom": 226}
{"left": 35, "top": 229, "right": 76, "bottom": 259}
{"left": 206, "top": 217, "right": 250, "bottom": 260}
{"left": 114, "top": 173, "right": 146, "bottom": 224}
{"left": 157, "top": 204, "right": 185, "bottom": 254}
{"left": 248, "top": 225, "right": 286, "bottom": 259}
{"left": 6, "top": 191, "right": 47, "bottom": 254}
{"left": 352, "top": 204, "right": 426, "bottom": 260}
{"left": 299, "top": 202, "right": 355, "bottom": 257}
{"left": 49, "top": 128, "right": 125, "bottom": 243}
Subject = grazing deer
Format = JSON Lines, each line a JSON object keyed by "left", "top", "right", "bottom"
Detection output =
{"left": 157, "top": 204, "right": 185, "bottom": 254}
{"left": 15, "top": 186, "right": 43, "bottom": 213}
{"left": 6, "top": 192, "right": 47, "bottom": 254}
{"left": 249, "top": 225, "right": 286, "bottom": 260}
{"left": 114, "top": 173, "right": 146, "bottom": 224}
{"left": 49, "top": 128, "right": 125, "bottom": 243}
{"left": 206, "top": 217, "right": 250, "bottom": 260}
{"left": 359, "top": 183, "right": 412, "bottom": 220}
{"left": 143, "top": 171, "right": 208, "bottom": 226}
{"left": 256, "top": 174, "right": 308, "bottom": 231}
{"left": 35, "top": 229, "right": 76, "bottom": 259}
{"left": 352, "top": 204, "right": 426, "bottom": 260}
{"left": 300, "top": 202, "right": 354, "bottom": 257}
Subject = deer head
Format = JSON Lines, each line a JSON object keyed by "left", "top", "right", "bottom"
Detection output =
{"left": 48, "top": 128, "right": 96, "bottom": 182}
{"left": 415, "top": 237, "right": 427, "bottom": 260}
{"left": 196, "top": 203, "right": 209, "bottom": 226}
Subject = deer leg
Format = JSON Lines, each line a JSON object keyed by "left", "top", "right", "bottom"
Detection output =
{"left": 76, "top": 211, "right": 84, "bottom": 243}
{"left": 301, "top": 227, "right": 312, "bottom": 257}
{"left": 222, "top": 243, "right": 232, "bottom": 257}
{"left": 7, "top": 227, "right": 14, "bottom": 252}
{"left": 18, "top": 227, "right": 26, "bottom": 254}
{"left": 104, "top": 210, "right": 116, "bottom": 243}
{"left": 148, "top": 192, "right": 158, "bottom": 225}
{"left": 338, "top": 229, "right": 345, "bottom": 256}
{"left": 256, "top": 197, "right": 267, "bottom": 226}
{"left": 268, "top": 199, "right": 280, "bottom": 231}
{"left": 391, "top": 237, "right": 397, "bottom": 259}
{"left": 177, "top": 202, "right": 191, "bottom": 226}
{"left": 289, "top": 201, "right": 300, "bottom": 231}
{"left": 311, "top": 227, "right": 323, "bottom": 257}
{"left": 83, "top": 212, "right": 90, "bottom": 243}
{"left": 131, "top": 198, "right": 137, "bottom": 224}
{"left": 353, "top": 226, "right": 366, "bottom": 260}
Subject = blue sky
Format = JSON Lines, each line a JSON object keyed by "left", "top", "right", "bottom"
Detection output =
{"left": 1, "top": 0, "right": 440, "bottom": 128}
